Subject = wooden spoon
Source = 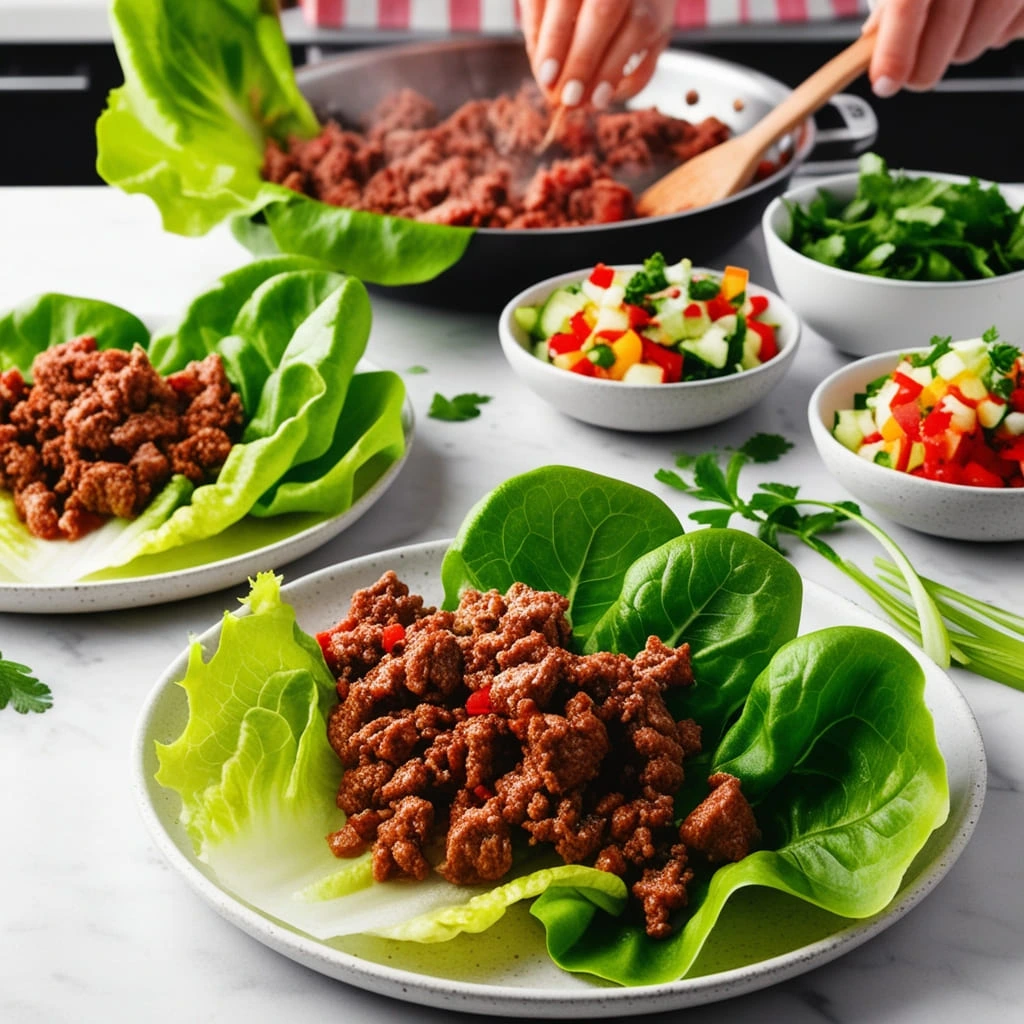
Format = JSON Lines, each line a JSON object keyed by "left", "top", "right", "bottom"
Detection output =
{"left": 636, "top": 31, "right": 876, "bottom": 217}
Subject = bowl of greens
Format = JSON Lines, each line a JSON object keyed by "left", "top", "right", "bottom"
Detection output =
{"left": 763, "top": 154, "right": 1024, "bottom": 357}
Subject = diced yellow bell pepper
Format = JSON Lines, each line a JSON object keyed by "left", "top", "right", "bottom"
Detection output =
{"left": 720, "top": 265, "right": 749, "bottom": 302}
{"left": 609, "top": 329, "right": 643, "bottom": 380}
{"left": 880, "top": 415, "right": 905, "bottom": 441}
{"left": 918, "top": 378, "right": 948, "bottom": 407}
{"left": 553, "top": 351, "right": 585, "bottom": 371}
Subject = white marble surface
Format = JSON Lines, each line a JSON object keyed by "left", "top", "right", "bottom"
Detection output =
{"left": 0, "top": 187, "right": 1022, "bottom": 1023}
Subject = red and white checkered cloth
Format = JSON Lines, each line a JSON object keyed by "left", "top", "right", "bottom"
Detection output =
{"left": 301, "top": 1, "right": 870, "bottom": 31}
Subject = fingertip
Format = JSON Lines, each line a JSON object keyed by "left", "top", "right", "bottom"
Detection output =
{"left": 872, "top": 74, "right": 901, "bottom": 99}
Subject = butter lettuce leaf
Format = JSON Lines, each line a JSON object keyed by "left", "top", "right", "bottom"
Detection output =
{"left": 96, "top": 0, "right": 472, "bottom": 285}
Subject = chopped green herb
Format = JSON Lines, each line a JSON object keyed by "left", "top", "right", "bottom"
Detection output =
{"left": 688, "top": 277, "right": 721, "bottom": 301}
{"left": 623, "top": 252, "right": 669, "bottom": 306}
{"left": 0, "top": 653, "right": 53, "bottom": 714}
{"left": 656, "top": 434, "right": 1024, "bottom": 691}
{"left": 989, "top": 342, "right": 1021, "bottom": 375}
{"left": 908, "top": 335, "right": 952, "bottom": 368}
{"left": 428, "top": 392, "right": 492, "bottom": 422}
{"left": 405, "top": 365, "right": 429, "bottom": 375}
{"left": 786, "top": 153, "right": 1024, "bottom": 281}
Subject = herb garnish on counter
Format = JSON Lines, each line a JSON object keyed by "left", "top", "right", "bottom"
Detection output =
{"left": 429, "top": 392, "right": 492, "bottom": 421}
{"left": 656, "top": 434, "right": 1024, "bottom": 690}
{"left": 0, "top": 653, "right": 52, "bottom": 714}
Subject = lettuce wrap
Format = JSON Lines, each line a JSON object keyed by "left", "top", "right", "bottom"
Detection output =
{"left": 154, "top": 467, "right": 949, "bottom": 987}
{"left": 0, "top": 258, "right": 407, "bottom": 584}
{"left": 95, "top": 0, "right": 473, "bottom": 286}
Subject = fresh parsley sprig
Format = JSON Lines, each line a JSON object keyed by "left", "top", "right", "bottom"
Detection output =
{"left": 0, "top": 653, "right": 53, "bottom": 714}
{"left": 428, "top": 392, "right": 492, "bottom": 422}
{"left": 656, "top": 434, "right": 1023, "bottom": 691}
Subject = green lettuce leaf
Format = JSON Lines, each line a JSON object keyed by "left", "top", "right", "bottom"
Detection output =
{"left": 532, "top": 626, "right": 949, "bottom": 985}
{"left": 440, "top": 466, "right": 684, "bottom": 646}
{"left": 96, "top": 0, "right": 473, "bottom": 285}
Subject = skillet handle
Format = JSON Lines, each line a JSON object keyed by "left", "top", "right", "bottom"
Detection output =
{"left": 800, "top": 93, "right": 879, "bottom": 175}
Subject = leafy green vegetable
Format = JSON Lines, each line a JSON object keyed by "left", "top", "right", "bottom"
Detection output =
{"left": 96, "top": 0, "right": 473, "bottom": 285}
{"left": 785, "top": 152, "right": 1024, "bottom": 280}
{"left": 0, "top": 263, "right": 408, "bottom": 583}
{"left": 623, "top": 252, "right": 669, "bottom": 306}
{"left": 587, "top": 529, "right": 802, "bottom": 746}
{"left": 533, "top": 627, "right": 948, "bottom": 985}
{"left": 428, "top": 392, "right": 492, "bottom": 422}
{"left": 0, "top": 653, "right": 53, "bottom": 714}
{"left": 656, "top": 435, "right": 1024, "bottom": 691}
{"left": 440, "top": 465, "right": 684, "bottom": 645}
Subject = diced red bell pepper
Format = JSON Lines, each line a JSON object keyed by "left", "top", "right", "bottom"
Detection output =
{"left": 998, "top": 437, "right": 1024, "bottom": 462}
{"left": 893, "top": 438, "right": 911, "bottom": 473}
{"left": 473, "top": 784, "right": 493, "bottom": 802}
{"left": 862, "top": 431, "right": 883, "bottom": 445}
{"left": 747, "top": 295, "right": 770, "bottom": 317}
{"left": 706, "top": 296, "right": 734, "bottom": 321}
{"left": 381, "top": 623, "right": 406, "bottom": 654}
{"left": 569, "top": 356, "right": 598, "bottom": 376}
{"left": 466, "top": 686, "right": 493, "bottom": 715}
{"left": 314, "top": 630, "right": 333, "bottom": 657}
{"left": 569, "top": 311, "right": 591, "bottom": 343}
{"left": 1010, "top": 387, "right": 1024, "bottom": 413}
{"left": 921, "top": 407, "right": 953, "bottom": 437}
{"left": 640, "top": 339, "right": 682, "bottom": 383}
{"left": 928, "top": 462, "right": 965, "bottom": 484}
{"left": 595, "top": 328, "right": 624, "bottom": 342}
{"left": 589, "top": 263, "right": 615, "bottom": 288}
{"left": 625, "top": 303, "right": 651, "bottom": 328}
{"left": 892, "top": 371, "right": 924, "bottom": 405}
{"left": 746, "top": 319, "right": 778, "bottom": 361}
{"left": 683, "top": 303, "right": 703, "bottom": 318}
{"left": 548, "top": 332, "right": 580, "bottom": 356}
{"left": 962, "top": 461, "right": 1005, "bottom": 488}
{"left": 890, "top": 401, "right": 922, "bottom": 441}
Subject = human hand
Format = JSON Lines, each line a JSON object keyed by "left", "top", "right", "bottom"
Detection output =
{"left": 520, "top": 0, "right": 676, "bottom": 108}
{"left": 865, "top": 0, "right": 1024, "bottom": 96}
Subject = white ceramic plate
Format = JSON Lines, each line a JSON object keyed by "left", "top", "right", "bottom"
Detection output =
{"left": 132, "top": 540, "right": 986, "bottom": 1018}
{"left": 0, "top": 388, "right": 414, "bottom": 615}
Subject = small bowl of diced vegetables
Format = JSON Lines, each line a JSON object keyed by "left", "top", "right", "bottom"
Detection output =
{"left": 764, "top": 154, "right": 1024, "bottom": 358}
{"left": 498, "top": 253, "right": 801, "bottom": 432}
{"left": 809, "top": 329, "right": 1024, "bottom": 541}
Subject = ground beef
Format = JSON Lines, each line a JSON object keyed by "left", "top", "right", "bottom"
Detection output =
{"left": 262, "top": 83, "right": 731, "bottom": 228}
{"left": 321, "top": 571, "right": 760, "bottom": 939}
{"left": 0, "top": 337, "right": 243, "bottom": 540}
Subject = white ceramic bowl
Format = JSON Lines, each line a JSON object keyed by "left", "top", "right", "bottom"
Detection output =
{"left": 809, "top": 349, "right": 1024, "bottom": 542}
{"left": 764, "top": 172, "right": 1024, "bottom": 358}
{"left": 498, "top": 266, "right": 801, "bottom": 433}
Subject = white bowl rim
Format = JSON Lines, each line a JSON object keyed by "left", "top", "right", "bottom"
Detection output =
{"left": 809, "top": 346, "right": 1024, "bottom": 497}
{"left": 763, "top": 170, "right": 1024, "bottom": 291}
{"left": 499, "top": 263, "right": 801, "bottom": 392}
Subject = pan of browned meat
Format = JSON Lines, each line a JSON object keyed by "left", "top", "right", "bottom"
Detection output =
{"left": 278, "top": 38, "right": 817, "bottom": 309}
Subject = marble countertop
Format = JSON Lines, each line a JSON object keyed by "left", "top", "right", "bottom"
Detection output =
{"left": 0, "top": 186, "right": 1021, "bottom": 1024}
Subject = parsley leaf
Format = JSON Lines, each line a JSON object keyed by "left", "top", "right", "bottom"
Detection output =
{"left": 738, "top": 433, "right": 794, "bottom": 463}
{"left": 990, "top": 343, "right": 1021, "bottom": 375}
{"left": 428, "top": 392, "right": 492, "bottom": 422}
{"left": 0, "top": 653, "right": 53, "bottom": 714}
{"left": 624, "top": 252, "right": 669, "bottom": 306}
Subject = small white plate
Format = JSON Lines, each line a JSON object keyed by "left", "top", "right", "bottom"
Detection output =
{"left": 0, "top": 389, "right": 414, "bottom": 615}
{"left": 132, "top": 540, "right": 986, "bottom": 1018}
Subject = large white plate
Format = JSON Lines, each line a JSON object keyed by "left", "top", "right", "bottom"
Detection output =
{"left": 0, "top": 388, "right": 413, "bottom": 615}
{"left": 132, "top": 540, "right": 987, "bottom": 1018}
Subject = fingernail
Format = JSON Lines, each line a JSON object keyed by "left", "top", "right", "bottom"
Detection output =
{"left": 873, "top": 75, "right": 900, "bottom": 98}
{"left": 561, "top": 79, "right": 584, "bottom": 107}
{"left": 591, "top": 81, "right": 613, "bottom": 109}
{"left": 538, "top": 58, "right": 559, "bottom": 87}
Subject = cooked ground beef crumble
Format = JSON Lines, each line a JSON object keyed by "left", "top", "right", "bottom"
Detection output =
{"left": 262, "top": 85, "right": 731, "bottom": 229}
{"left": 318, "top": 570, "right": 760, "bottom": 940}
{"left": 0, "top": 337, "right": 244, "bottom": 540}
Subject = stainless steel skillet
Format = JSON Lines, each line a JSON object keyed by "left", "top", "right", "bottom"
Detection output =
{"left": 293, "top": 37, "right": 817, "bottom": 308}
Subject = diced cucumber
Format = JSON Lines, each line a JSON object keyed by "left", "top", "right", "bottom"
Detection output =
{"left": 539, "top": 286, "right": 589, "bottom": 338}
{"left": 978, "top": 398, "right": 1007, "bottom": 429}
{"left": 592, "top": 305, "right": 630, "bottom": 335}
{"left": 664, "top": 257, "right": 692, "bottom": 287}
{"left": 833, "top": 409, "right": 866, "bottom": 451}
{"left": 682, "top": 324, "right": 729, "bottom": 369}
{"left": 532, "top": 340, "right": 550, "bottom": 362}
{"left": 514, "top": 305, "right": 540, "bottom": 338}
{"left": 622, "top": 362, "right": 665, "bottom": 385}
